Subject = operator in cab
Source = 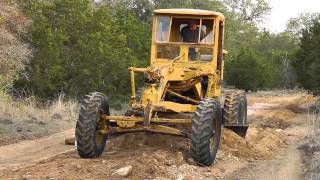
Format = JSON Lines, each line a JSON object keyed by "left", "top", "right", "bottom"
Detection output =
{"left": 180, "top": 19, "right": 204, "bottom": 60}
{"left": 180, "top": 19, "right": 204, "bottom": 43}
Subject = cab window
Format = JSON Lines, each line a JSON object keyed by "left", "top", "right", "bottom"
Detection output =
{"left": 156, "top": 16, "right": 170, "bottom": 42}
{"left": 169, "top": 18, "right": 214, "bottom": 44}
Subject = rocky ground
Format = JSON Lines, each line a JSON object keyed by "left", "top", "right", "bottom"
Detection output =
{"left": 0, "top": 91, "right": 318, "bottom": 179}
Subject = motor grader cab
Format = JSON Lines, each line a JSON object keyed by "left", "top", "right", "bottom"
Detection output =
{"left": 75, "top": 9, "right": 248, "bottom": 166}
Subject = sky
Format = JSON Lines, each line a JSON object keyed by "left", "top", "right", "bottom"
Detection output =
{"left": 265, "top": 0, "right": 320, "bottom": 32}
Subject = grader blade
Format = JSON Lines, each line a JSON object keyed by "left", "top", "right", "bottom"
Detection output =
{"left": 224, "top": 125, "right": 249, "bottom": 138}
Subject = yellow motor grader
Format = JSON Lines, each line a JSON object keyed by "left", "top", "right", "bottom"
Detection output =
{"left": 76, "top": 9, "right": 248, "bottom": 166}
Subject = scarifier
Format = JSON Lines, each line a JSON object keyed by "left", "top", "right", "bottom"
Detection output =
{"left": 75, "top": 9, "right": 248, "bottom": 166}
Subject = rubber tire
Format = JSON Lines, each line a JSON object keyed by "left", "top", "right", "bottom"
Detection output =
{"left": 223, "top": 91, "right": 248, "bottom": 138}
{"left": 191, "top": 98, "right": 222, "bottom": 166}
{"left": 223, "top": 91, "right": 247, "bottom": 126}
{"left": 76, "top": 92, "right": 109, "bottom": 158}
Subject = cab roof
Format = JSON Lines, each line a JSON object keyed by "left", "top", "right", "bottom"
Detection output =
{"left": 153, "top": 9, "right": 225, "bottom": 20}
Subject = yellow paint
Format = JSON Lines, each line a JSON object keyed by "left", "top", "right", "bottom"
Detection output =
{"left": 103, "top": 9, "right": 226, "bottom": 135}
{"left": 153, "top": 9, "right": 225, "bottom": 20}
{"left": 158, "top": 101, "right": 197, "bottom": 112}
{"left": 102, "top": 115, "right": 192, "bottom": 124}
{"left": 117, "top": 120, "right": 136, "bottom": 128}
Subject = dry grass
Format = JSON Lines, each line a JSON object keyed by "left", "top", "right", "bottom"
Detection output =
{"left": 0, "top": 90, "right": 131, "bottom": 146}
{"left": 299, "top": 97, "right": 320, "bottom": 179}
{"left": 0, "top": 93, "right": 78, "bottom": 145}
{"left": 306, "top": 98, "right": 320, "bottom": 139}
{"left": 0, "top": 93, "right": 78, "bottom": 122}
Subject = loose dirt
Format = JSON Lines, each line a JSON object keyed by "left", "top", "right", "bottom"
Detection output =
{"left": 0, "top": 91, "right": 316, "bottom": 179}
{"left": 225, "top": 113, "right": 309, "bottom": 180}
{"left": 221, "top": 127, "right": 287, "bottom": 160}
{"left": 0, "top": 129, "right": 75, "bottom": 172}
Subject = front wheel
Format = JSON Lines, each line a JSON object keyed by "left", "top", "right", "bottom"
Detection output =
{"left": 191, "top": 98, "right": 222, "bottom": 166}
{"left": 76, "top": 92, "right": 110, "bottom": 158}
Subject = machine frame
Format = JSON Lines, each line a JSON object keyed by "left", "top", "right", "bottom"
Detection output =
{"left": 100, "top": 9, "right": 226, "bottom": 137}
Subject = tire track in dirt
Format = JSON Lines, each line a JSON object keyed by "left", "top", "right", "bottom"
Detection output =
{"left": 224, "top": 113, "right": 309, "bottom": 180}
{"left": 0, "top": 129, "right": 75, "bottom": 172}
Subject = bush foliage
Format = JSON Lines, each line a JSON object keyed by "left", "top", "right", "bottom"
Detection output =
{"left": 292, "top": 17, "right": 320, "bottom": 94}
{"left": 17, "top": 0, "right": 150, "bottom": 100}
{"left": 14, "top": 0, "right": 302, "bottom": 100}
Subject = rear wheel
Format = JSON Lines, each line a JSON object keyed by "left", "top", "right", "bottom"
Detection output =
{"left": 76, "top": 92, "right": 110, "bottom": 158}
{"left": 223, "top": 91, "right": 248, "bottom": 138}
{"left": 191, "top": 98, "right": 222, "bottom": 166}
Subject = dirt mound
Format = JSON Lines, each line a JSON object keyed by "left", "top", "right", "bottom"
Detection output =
{"left": 115, "top": 133, "right": 189, "bottom": 153}
{"left": 251, "top": 94, "right": 317, "bottom": 130}
{"left": 221, "top": 129, "right": 263, "bottom": 160}
{"left": 293, "top": 94, "right": 316, "bottom": 105}
{"left": 285, "top": 103, "right": 305, "bottom": 113}
{"left": 114, "top": 127, "right": 287, "bottom": 162}
{"left": 221, "top": 128, "right": 286, "bottom": 160}
{"left": 287, "top": 94, "right": 317, "bottom": 113}
{"left": 253, "top": 109, "right": 296, "bottom": 129}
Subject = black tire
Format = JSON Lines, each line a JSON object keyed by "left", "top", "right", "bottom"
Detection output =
{"left": 191, "top": 98, "right": 222, "bottom": 166}
{"left": 223, "top": 91, "right": 248, "bottom": 137}
{"left": 76, "top": 92, "right": 110, "bottom": 158}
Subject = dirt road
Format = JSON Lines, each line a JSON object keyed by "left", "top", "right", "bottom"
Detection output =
{"left": 0, "top": 91, "right": 315, "bottom": 179}
{"left": 224, "top": 113, "right": 308, "bottom": 180}
{"left": 0, "top": 129, "right": 75, "bottom": 172}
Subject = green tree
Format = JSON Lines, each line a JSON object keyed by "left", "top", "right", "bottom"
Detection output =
{"left": 15, "top": 0, "right": 300, "bottom": 101}
{"left": 292, "top": 17, "right": 320, "bottom": 94}
{"left": 223, "top": 0, "right": 271, "bottom": 24}
{"left": 225, "top": 47, "right": 265, "bottom": 91}
{"left": 286, "top": 13, "right": 320, "bottom": 37}
{"left": 17, "top": 0, "right": 150, "bottom": 101}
